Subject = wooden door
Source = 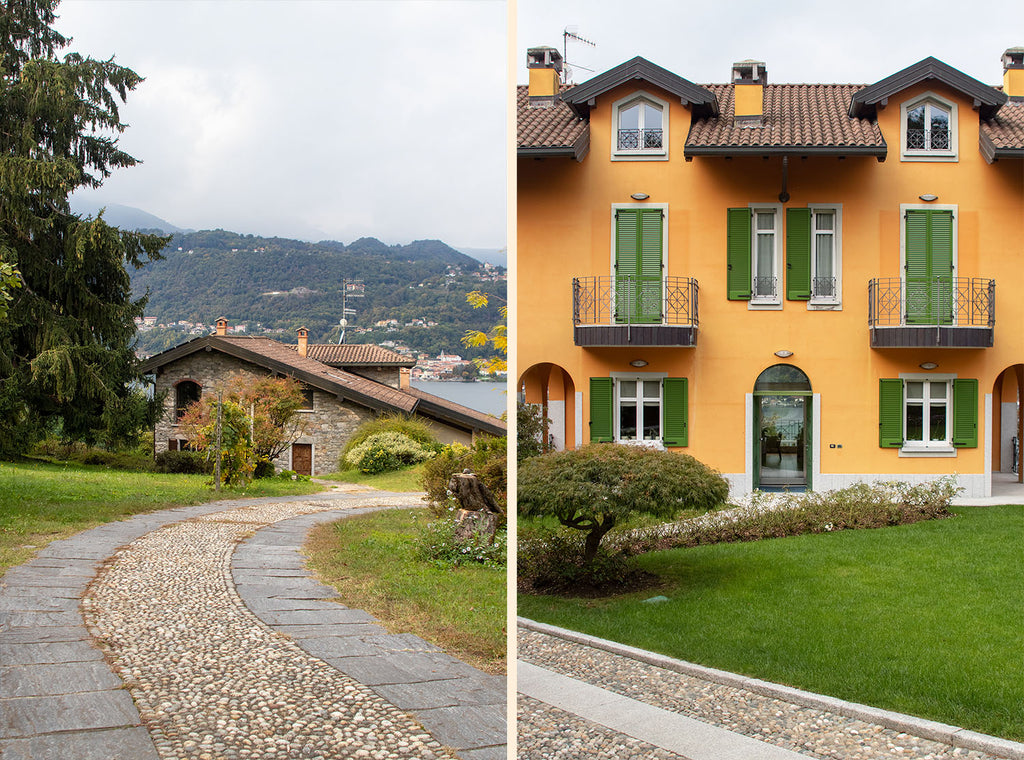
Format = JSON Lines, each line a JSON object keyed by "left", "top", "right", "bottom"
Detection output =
{"left": 292, "top": 443, "right": 312, "bottom": 476}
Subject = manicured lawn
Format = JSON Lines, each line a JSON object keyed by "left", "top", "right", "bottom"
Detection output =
{"left": 519, "top": 506, "right": 1024, "bottom": 741}
{"left": 318, "top": 463, "right": 425, "bottom": 493}
{"left": 0, "top": 460, "right": 323, "bottom": 573}
{"left": 306, "top": 507, "right": 506, "bottom": 674}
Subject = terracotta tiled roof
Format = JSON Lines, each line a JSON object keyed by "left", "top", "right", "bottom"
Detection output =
{"left": 981, "top": 103, "right": 1024, "bottom": 159}
{"left": 403, "top": 386, "right": 506, "bottom": 432}
{"left": 517, "top": 85, "right": 589, "bottom": 158}
{"left": 686, "top": 84, "right": 886, "bottom": 155}
{"left": 217, "top": 337, "right": 416, "bottom": 412}
{"left": 291, "top": 343, "right": 415, "bottom": 367}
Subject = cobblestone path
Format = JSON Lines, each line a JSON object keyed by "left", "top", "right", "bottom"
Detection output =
{"left": 81, "top": 498, "right": 455, "bottom": 760}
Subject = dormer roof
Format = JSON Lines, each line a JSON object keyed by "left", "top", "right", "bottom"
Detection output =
{"left": 849, "top": 56, "right": 1007, "bottom": 120}
{"left": 560, "top": 56, "right": 719, "bottom": 119}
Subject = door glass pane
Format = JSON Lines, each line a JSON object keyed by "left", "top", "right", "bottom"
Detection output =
{"left": 906, "top": 381, "right": 924, "bottom": 400}
{"left": 642, "top": 380, "right": 661, "bottom": 398}
{"left": 930, "top": 382, "right": 947, "bottom": 399}
{"left": 619, "top": 380, "right": 637, "bottom": 398}
{"left": 758, "top": 395, "right": 806, "bottom": 487}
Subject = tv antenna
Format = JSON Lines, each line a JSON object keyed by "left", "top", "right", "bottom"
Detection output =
{"left": 563, "top": 27, "right": 595, "bottom": 84}
{"left": 337, "top": 278, "right": 364, "bottom": 344}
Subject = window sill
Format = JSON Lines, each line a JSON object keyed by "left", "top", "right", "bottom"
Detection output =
{"left": 808, "top": 300, "right": 842, "bottom": 311}
{"left": 900, "top": 151, "right": 958, "bottom": 163}
{"left": 611, "top": 150, "right": 668, "bottom": 162}
{"left": 748, "top": 299, "right": 782, "bottom": 311}
{"left": 898, "top": 445, "right": 957, "bottom": 458}
{"left": 615, "top": 439, "right": 666, "bottom": 450}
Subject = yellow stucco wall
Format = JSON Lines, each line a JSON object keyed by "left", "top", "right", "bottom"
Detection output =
{"left": 518, "top": 78, "right": 1024, "bottom": 490}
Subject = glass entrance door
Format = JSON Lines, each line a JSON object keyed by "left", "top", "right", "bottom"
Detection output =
{"left": 758, "top": 395, "right": 807, "bottom": 488}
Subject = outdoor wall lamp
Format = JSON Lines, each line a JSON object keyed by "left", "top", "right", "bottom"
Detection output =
{"left": 630, "top": 359, "right": 648, "bottom": 367}
{"left": 774, "top": 350, "right": 794, "bottom": 358}
{"left": 920, "top": 361, "right": 939, "bottom": 370}
{"left": 630, "top": 193, "right": 650, "bottom": 201}
{"left": 919, "top": 194, "right": 938, "bottom": 202}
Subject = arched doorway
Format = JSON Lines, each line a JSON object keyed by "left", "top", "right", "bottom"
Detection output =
{"left": 992, "top": 365, "right": 1024, "bottom": 484}
{"left": 754, "top": 364, "right": 812, "bottom": 491}
{"left": 519, "top": 363, "right": 576, "bottom": 452}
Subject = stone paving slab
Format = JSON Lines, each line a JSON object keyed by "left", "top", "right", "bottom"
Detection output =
{"left": 1, "top": 690, "right": 142, "bottom": 739}
{"left": 0, "top": 661, "right": 122, "bottom": 697}
{"left": 0, "top": 726, "right": 160, "bottom": 760}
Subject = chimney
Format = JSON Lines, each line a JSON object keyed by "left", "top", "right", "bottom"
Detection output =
{"left": 399, "top": 366, "right": 411, "bottom": 389}
{"left": 527, "top": 46, "right": 563, "bottom": 106}
{"left": 297, "top": 326, "right": 308, "bottom": 358}
{"left": 215, "top": 317, "right": 228, "bottom": 336}
{"left": 1003, "top": 47, "right": 1024, "bottom": 100}
{"left": 732, "top": 60, "right": 767, "bottom": 126}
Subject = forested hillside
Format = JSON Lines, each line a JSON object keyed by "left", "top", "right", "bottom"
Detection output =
{"left": 131, "top": 230, "right": 506, "bottom": 358}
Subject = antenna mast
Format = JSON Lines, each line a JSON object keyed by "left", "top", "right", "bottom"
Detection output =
{"left": 562, "top": 27, "right": 596, "bottom": 84}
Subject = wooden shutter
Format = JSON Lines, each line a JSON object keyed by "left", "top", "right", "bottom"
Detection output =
{"left": 638, "top": 209, "right": 664, "bottom": 323}
{"left": 952, "top": 378, "right": 978, "bottom": 448}
{"left": 589, "top": 377, "right": 614, "bottom": 442}
{"left": 879, "top": 379, "right": 904, "bottom": 448}
{"left": 662, "top": 377, "right": 688, "bottom": 447}
{"left": 930, "top": 210, "right": 954, "bottom": 325}
{"left": 615, "top": 210, "right": 640, "bottom": 323}
{"left": 905, "top": 209, "right": 954, "bottom": 325}
{"left": 727, "top": 208, "right": 751, "bottom": 300}
{"left": 786, "top": 208, "right": 811, "bottom": 301}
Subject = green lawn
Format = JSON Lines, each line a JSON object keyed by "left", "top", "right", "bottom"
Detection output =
{"left": 0, "top": 459, "right": 323, "bottom": 572}
{"left": 519, "top": 506, "right": 1024, "bottom": 741}
{"left": 306, "top": 507, "right": 506, "bottom": 674}
{"left": 318, "top": 463, "right": 425, "bottom": 493}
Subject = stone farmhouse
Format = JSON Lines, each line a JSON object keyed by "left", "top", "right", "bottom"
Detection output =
{"left": 140, "top": 319, "right": 505, "bottom": 476}
{"left": 518, "top": 46, "right": 1024, "bottom": 499}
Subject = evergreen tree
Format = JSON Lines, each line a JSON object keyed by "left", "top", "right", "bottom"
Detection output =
{"left": 0, "top": 0, "right": 166, "bottom": 453}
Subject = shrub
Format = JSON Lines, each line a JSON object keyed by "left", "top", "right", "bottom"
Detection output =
{"left": 153, "top": 450, "right": 213, "bottom": 475}
{"left": 517, "top": 526, "right": 636, "bottom": 594}
{"left": 518, "top": 445, "right": 729, "bottom": 563}
{"left": 338, "top": 414, "right": 439, "bottom": 470}
{"left": 421, "top": 435, "right": 507, "bottom": 515}
{"left": 343, "top": 432, "right": 435, "bottom": 474}
{"left": 253, "top": 459, "right": 276, "bottom": 479}
{"left": 517, "top": 401, "right": 548, "bottom": 461}
{"left": 612, "top": 476, "right": 961, "bottom": 555}
{"left": 418, "top": 508, "right": 506, "bottom": 568}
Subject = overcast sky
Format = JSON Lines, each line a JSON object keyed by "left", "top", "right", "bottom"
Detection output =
{"left": 516, "top": 0, "right": 1024, "bottom": 90}
{"left": 58, "top": 0, "right": 506, "bottom": 249}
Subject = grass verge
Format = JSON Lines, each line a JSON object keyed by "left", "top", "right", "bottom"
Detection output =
{"left": 318, "top": 464, "right": 425, "bottom": 493}
{"left": 0, "top": 459, "right": 323, "bottom": 573}
{"left": 519, "top": 506, "right": 1024, "bottom": 741}
{"left": 306, "top": 507, "right": 505, "bottom": 674}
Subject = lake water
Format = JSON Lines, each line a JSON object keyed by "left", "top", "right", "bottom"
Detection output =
{"left": 411, "top": 380, "right": 507, "bottom": 417}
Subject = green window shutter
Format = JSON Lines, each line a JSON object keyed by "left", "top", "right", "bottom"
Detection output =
{"left": 905, "top": 209, "right": 954, "bottom": 325}
{"left": 589, "top": 377, "right": 614, "bottom": 443}
{"left": 879, "top": 378, "right": 904, "bottom": 448}
{"left": 785, "top": 208, "right": 811, "bottom": 301}
{"left": 930, "top": 210, "right": 954, "bottom": 325}
{"left": 726, "top": 208, "right": 751, "bottom": 300}
{"left": 638, "top": 209, "right": 664, "bottom": 323}
{"left": 662, "top": 377, "right": 688, "bottom": 446}
{"left": 952, "top": 378, "right": 978, "bottom": 448}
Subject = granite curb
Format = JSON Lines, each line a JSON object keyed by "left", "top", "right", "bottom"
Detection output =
{"left": 234, "top": 504, "right": 507, "bottom": 760}
{"left": 518, "top": 617, "right": 1024, "bottom": 760}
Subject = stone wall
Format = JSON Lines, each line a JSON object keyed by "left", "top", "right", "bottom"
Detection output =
{"left": 348, "top": 367, "right": 401, "bottom": 389}
{"left": 153, "top": 352, "right": 375, "bottom": 476}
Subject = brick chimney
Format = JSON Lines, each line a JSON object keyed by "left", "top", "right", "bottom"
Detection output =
{"left": 1003, "top": 47, "right": 1024, "bottom": 101}
{"left": 527, "top": 46, "right": 563, "bottom": 106}
{"left": 399, "top": 366, "right": 411, "bottom": 389}
{"left": 215, "top": 317, "right": 228, "bottom": 336}
{"left": 732, "top": 60, "right": 767, "bottom": 126}
{"left": 297, "top": 327, "right": 308, "bottom": 358}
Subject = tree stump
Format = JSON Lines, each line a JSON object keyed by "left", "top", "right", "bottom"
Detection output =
{"left": 448, "top": 470, "right": 502, "bottom": 544}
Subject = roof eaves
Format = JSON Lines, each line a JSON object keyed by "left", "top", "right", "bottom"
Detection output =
{"left": 850, "top": 57, "right": 1007, "bottom": 119}
{"left": 683, "top": 144, "right": 889, "bottom": 159}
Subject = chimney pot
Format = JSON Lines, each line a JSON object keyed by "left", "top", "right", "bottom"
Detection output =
{"left": 297, "top": 326, "right": 308, "bottom": 358}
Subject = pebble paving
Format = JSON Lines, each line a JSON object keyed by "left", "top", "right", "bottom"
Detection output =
{"left": 517, "top": 626, "right": 1005, "bottom": 760}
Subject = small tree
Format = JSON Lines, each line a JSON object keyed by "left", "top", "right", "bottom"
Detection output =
{"left": 517, "top": 445, "right": 729, "bottom": 563}
{"left": 517, "top": 401, "right": 548, "bottom": 461}
{"left": 178, "top": 396, "right": 256, "bottom": 487}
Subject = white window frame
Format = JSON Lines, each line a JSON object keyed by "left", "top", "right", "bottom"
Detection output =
{"left": 611, "top": 91, "right": 669, "bottom": 162}
{"left": 610, "top": 371, "right": 667, "bottom": 447}
{"left": 897, "top": 372, "right": 957, "bottom": 457}
{"left": 808, "top": 204, "right": 842, "bottom": 309}
{"left": 749, "top": 203, "right": 782, "bottom": 309}
{"left": 900, "top": 92, "right": 958, "bottom": 162}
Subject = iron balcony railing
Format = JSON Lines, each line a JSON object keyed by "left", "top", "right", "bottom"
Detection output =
{"left": 868, "top": 277, "right": 995, "bottom": 328}
{"left": 617, "top": 128, "right": 663, "bottom": 150}
{"left": 573, "top": 276, "right": 698, "bottom": 327}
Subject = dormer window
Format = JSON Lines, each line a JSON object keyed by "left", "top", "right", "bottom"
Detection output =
{"left": 901, "top": 93, "right": 957, "bottom": 162}
{"left": 612, "top": 92, "right": 669, "bottom": 161}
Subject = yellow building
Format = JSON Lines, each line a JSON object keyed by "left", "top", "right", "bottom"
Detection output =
{"left": 518, "top": 46, "right": 1024, "bottom": 498}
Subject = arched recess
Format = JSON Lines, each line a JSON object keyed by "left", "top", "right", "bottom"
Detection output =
{"left": 753, "top": 364, "right": 812, "bottom": 491}
{"left": 518, "top": 363, "right": 576, "bottom": 452}
{"left": 992, "top": 365, "right": 1024, "bottom": 481}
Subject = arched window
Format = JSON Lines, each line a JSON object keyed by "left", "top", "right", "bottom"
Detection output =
{"left": 901, "top": 93, "right": 957, "bottom": 161}
{"left": 612, "top": 92, "right": 669, "bottom": 160}
{"left": 175, "top": 380, "right": 201, "bottom": 420}
{"left": 754, "top": 364, "right": 811, "bottom": 393}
